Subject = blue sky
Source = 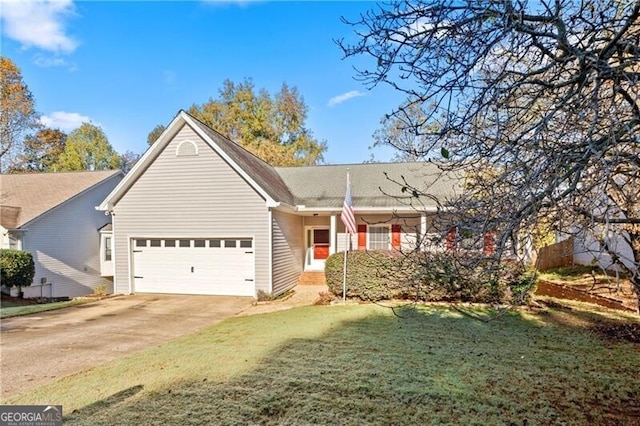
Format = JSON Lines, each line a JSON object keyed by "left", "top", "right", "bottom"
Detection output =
{"left": 0, "top": 1, "right": 406, "bottom": 164}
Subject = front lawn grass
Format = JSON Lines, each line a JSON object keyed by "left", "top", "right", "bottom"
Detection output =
{"left": 7, "top": 303, "right": 640, "bottom": 425}
{"left": 0, "top": 299, "right": 90, "bottom": 319}
{"left": 539, "top": 265, "right": 630, "bottom": 282}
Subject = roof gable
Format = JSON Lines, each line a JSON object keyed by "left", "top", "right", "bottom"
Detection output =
{"left": 99, "top": 111, "right": 293, "bottom": 210}
{"left": 0, "top": 170, "right": 123, "bottom": 229}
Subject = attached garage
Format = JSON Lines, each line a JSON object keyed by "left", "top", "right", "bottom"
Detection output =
{"left": 132, "top": 237, "right": 255, "bottom": 296}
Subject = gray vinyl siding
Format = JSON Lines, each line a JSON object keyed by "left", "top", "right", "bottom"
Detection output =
{"left": 112, "top": 124, "right": 270, "bottom": 295}
{"left": 20, "top": 177, "right": 120, "bottom": 298}
{"left": 271, "top": 210, "right": 304, "bottom": 295}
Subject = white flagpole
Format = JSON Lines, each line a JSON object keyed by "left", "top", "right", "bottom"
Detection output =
{"left": 342, "top": 231, "right": 348, "bottom": 303}
{"left": 342, "top": 168, "right": 351, "bottom": 304}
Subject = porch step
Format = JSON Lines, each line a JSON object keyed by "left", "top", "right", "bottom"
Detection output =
{"left": 298, "top": 271, "right": 326, "bottom": 286}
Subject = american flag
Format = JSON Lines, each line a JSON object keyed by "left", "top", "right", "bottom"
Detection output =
{"left": 341, "top": 172, "right": 357, "bottom": 235}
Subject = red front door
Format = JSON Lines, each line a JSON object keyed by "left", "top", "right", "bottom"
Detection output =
{"left": 313, "top": 229, "right": 330, "bottom": 260}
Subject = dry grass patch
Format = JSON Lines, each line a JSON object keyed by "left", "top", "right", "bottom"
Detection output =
{"left": 7, "top": 304, "right": 640, "bottom": 425}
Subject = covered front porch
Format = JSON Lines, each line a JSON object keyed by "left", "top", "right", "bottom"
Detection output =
{"left": 298, "top": 211, "right": 433, "bottom": 272}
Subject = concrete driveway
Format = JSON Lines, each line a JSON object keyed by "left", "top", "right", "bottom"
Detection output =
{"left": 1, "top": 294, "right": 253, "bottom": 398}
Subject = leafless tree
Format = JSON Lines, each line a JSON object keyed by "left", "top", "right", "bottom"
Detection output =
{"left": 338, "top": 0, "right": 640, "bottom": 309}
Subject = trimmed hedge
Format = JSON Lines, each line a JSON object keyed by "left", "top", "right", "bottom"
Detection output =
{"left": 325, "top": 250, "right": 535, "bottom": 304}
{"left": 0, "top": 249, "right": 35, "bottom": 288}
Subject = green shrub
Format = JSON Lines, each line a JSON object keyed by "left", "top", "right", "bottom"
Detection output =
{"left": 325, "top": 250, "right": 534, "bottom": 304}
{"left": 0, "top": 249, "right": 35, "bottom": 289}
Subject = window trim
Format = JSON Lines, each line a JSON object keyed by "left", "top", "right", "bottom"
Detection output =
{"left": 368, "top": 225, "right": 391, "bottom": 250}
{"left": 104, "top": 236, "right": 112, "bottom": 261}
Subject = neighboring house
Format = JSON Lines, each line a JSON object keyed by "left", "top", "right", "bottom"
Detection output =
{"left": 573, "top": 230, "right": 636, "bottom": 272}
{"left": 1, "top": 170, "right": 124, "bottom": 298}
{"left": 98, "top": 110, "right": 462, "bottom": 298}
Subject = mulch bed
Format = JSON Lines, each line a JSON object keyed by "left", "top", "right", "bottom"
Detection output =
{"left": 535, "top": 280, "right": 640, "bottom": 344}
{"left": 535, "top": 280, "right": 637, "bottom": 313}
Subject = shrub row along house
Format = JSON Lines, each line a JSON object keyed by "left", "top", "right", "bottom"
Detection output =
{"left": 0, "top": 110, "right": 494, "bottom": 299}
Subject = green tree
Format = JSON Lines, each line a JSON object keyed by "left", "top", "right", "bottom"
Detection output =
{"left": 186, "top": 79, "right": 326, "bottom": 166}
{"left": 53, "top": 123, "right": 121, "bottom": 171}
{"left": 147, "top": 124, "right": 165, "bottom": 146}
{"left": 9, "top": 128, "right": 67, "bottom": 172}
{"left": 0, "top": 57, "right": 40, "bottom": 172}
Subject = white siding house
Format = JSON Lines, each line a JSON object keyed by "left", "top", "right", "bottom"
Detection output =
{"left": 98, "top": 110, "right": 460, "bottom": 298}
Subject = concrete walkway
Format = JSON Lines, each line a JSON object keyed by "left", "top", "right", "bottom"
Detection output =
{"left": 239, "top": 284, "right": 329, "bottom": 316}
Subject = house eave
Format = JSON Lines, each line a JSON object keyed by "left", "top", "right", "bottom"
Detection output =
{"left": 294, "top": 205, "right": 441, "bottom": 214}
{"left": 269, "top": 201, "right": 296, "bottom": 212}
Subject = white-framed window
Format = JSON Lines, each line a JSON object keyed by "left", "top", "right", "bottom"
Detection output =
{"left": 104, "top": 237, "right": 112, "bottom": 261}
{"left": 368, "top": 226, "right": 390, "bottom": 250}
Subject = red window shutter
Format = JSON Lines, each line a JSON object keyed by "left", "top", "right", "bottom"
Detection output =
{"left": 391, "top": 225, "right": 401, "bottom": 249}
{"left": 483, "top": 232, "right": 495, "bottom": 255}
{"left": 446, "top": 227, "right": 457, "bottom": 251}
{"left": 357, "top": 224, "right": 367, "bottom": 250}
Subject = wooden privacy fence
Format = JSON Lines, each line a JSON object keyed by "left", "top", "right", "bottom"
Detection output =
{"left": 535, "top": 237, "right": 574, "bottom": 271}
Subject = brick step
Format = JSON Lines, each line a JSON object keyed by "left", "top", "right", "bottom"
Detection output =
{"left": 298, "top": 271, "right": 326, "bottom": 285}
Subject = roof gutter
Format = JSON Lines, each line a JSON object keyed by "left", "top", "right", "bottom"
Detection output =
{"left": 294, "top": 205, "right": 442, "bottom": 213}
{"left": 268, "top": 201, "right": 297, "bottom": 212}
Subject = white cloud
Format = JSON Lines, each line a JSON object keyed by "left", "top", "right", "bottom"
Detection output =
{"left": 0, "top": 0, "right": 78, "bottom": 53}
{"left": 33, "top": 53, "right": 73, "bottom": 68}
{"left": 327, "top": 90, "right": 366, "bottom": 107}
{"left": 40, "top": 111, "right": 94, "bottom": 132}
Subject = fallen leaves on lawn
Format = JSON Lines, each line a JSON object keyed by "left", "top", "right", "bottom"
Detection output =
{"left": 591, "top": 322, "right": 640, "bottom": 344}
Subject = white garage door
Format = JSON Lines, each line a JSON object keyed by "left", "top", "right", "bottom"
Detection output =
{"left": 132, "top": 238, "right": 255, "bottom": 296}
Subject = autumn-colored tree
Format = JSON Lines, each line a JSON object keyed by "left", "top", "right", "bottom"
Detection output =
{"left": 9, "top": 128, "right": 67, "bottom": 173}
{"left": 53, "top": 123, "right": 121, "bottom": 171}
{"left": 0, "top": 57, "right": 40, "bottom": 172}
{"left": 185, "top": 79, "right": 326, "bottom": 166}
{"left": 147, "top": 124, "right": 166, "bottom": 146}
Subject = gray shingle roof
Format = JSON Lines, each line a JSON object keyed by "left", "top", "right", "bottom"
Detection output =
{"left": 0, "top": 170, "right": 122, "bottom": 228}
{"left": 275, "top": 162, "right": 459, "bottom": 209}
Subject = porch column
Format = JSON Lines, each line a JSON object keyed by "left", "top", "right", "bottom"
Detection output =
{"left": 330, "top": 214, "right": 337, "bottom": 255}
{"left": 420, "top": 213, "right": 427, "bottom": 251}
